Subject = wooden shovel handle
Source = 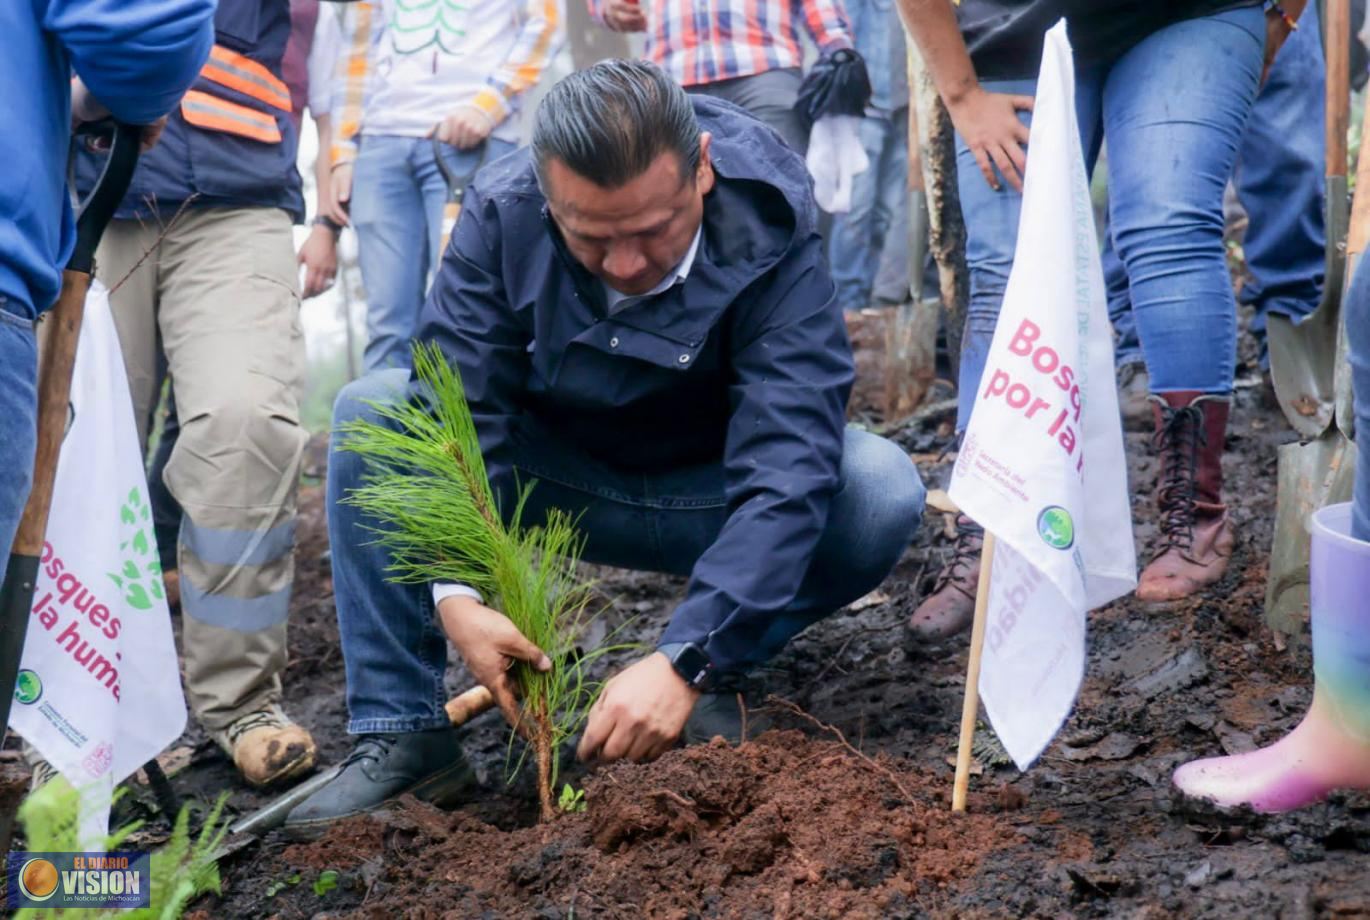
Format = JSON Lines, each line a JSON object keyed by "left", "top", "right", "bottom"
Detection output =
{"left": 11, "top": 270, "right": 89, "bottom": 557}
{"left": 1327, "top": 0, "right": 1351, "bottom": 181}
{"left": 444, "top": 685, "right": 495, "bottom": 725}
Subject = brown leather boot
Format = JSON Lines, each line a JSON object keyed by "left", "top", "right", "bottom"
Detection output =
{"left": 1136, "top": 392, "right": 1235, "bottom": 603}
{"left": 907, "top": 514, "right": 984, "bottom": 641}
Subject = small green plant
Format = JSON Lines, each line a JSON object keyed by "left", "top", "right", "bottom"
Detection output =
{"left": 14, "top": 776, "right": 229, "bottom": 920}
{"left": 342, "top": 343, "right": 620, "bottom": 820}
{"left": 312, "top": 869, "right": 340, "bottom": 897}
{"left": 265, "top": 873, "right": 301, "bottom": 898}
{"left": 557, "top": 784, "right": 587, "bottom": 814}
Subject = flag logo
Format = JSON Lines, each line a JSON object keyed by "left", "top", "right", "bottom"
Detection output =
{"left": 1036, "top": 506, "right": 1075, "bottom": 550}
{"left": 14, "top": 669, "right": 42, "bottom": 705}
{"left": 19, "top": 859, "right": 58, "bottom": 901}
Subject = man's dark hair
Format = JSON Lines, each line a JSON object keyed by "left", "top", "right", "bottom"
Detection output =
{"left": 531, "top": 60, "right": 702, "bottom": 190}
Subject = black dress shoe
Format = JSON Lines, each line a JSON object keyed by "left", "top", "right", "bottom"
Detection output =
{"left": 283, "top": 728, "right": 475, "bottom": 839}
{"left": 681, "top": 677, "right": 771, "bottom": 746}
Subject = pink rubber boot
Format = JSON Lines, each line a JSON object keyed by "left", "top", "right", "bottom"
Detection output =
{"left": 1172, "top": 503, "right": 1370, "bottom": 812}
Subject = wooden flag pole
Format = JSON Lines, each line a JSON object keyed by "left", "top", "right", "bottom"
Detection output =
{"left": 952, "top": 531, "right": 996, "bottom": 812}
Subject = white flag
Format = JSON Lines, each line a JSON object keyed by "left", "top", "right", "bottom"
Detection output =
{"left": 947, "top": 22, "right": 1136, "bottom": 770}
{"left": 10, "top": 281, "right": 186, "bottom": 846}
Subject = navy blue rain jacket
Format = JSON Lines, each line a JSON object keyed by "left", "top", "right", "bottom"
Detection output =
{"left": 417, "top": 96, "right": 854, "bottom": 674}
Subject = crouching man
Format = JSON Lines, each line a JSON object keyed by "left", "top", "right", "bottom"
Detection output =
{"left": 287, "top": 60, "right": 925, "bottom": 833}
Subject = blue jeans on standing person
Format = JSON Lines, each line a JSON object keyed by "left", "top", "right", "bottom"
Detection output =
{"left": 953, "top": 7, "right": 1265, "bottom": 429}
{"left": 828, "top": 108, "right": 911, "bottom": 311}
{"left": 327, "top": 368, "right": 926, "bottom": 733}
{"left": 1107, "top": 0, "right": 1324, "bottom": 371}
{"left": 0, "top": 302, "right": 37, "bottom": 559}
{"left": 351, "top": 135, "right": 516, "bottom": 373}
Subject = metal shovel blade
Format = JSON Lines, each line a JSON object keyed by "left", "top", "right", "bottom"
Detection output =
{"left": 1265, "top": 434, "right": 1357, "bottom": 633}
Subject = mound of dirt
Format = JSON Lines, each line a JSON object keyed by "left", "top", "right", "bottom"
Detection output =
{"left": 276, "top": 732, "right": 1006, "bottom": 919}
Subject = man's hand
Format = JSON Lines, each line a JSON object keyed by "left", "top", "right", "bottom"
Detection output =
{"left": 71, "top": 78, "right": 166, "bottom": 152}
{"left": 437, "top": 596, "right": 552, "bottom": 732}
{"left": 329, "top": 162, "right": 354, "bottom": 227}
{"left": 946, "top": 85, "right": 1033, "bottom": 193}
{"left": 601, "top": 0, "right": 647, "bottom": 33}
{"left": 436, "top": 107, "right": 495, "bottom": 151}
{"left": 577, "top": 652, "right": 700, "bottom": 763}
{"left": 297, "top": 223, "right": 338, "bottom": 299}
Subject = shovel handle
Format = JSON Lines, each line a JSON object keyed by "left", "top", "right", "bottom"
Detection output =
{"left": 444, "top": 685, "right": 495, "bottom": 725}
{"left": 1326, "top": 0, "right": 1351, "bottom": 180}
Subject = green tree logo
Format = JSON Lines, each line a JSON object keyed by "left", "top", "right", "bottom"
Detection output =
{"left": 14, "top": 669, "right": 42, "bottom": 705}
{"left": 1037, "top": 506, "right": 1075, "bottom": 550}
{"left": 106, "top": 487, "right": 164, "bottom": 611}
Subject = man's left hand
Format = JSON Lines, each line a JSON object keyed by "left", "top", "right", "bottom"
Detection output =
{"left": 577, "top": 652, "right": 700, "bottom": 763}
{"left": 436, "top": 106, "right": 495, "bottom": 151}
{"left": 297, "top": 223, "right": 338, "bottom": 298}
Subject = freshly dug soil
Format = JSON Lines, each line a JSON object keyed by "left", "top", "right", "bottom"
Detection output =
{"left": 275, "top": 732, "right": 1005, "bottom": 919}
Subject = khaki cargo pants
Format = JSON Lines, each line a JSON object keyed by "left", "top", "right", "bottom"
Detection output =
{"left": 96, "top": 207, "right": 307, "bottom": 734}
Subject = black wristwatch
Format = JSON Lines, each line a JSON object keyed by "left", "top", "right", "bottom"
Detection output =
{"left": 312, "top": 215, "right": 342, "bottom": 236}
{"left": 658, "top": 642, "right": 715, "bottom": 691}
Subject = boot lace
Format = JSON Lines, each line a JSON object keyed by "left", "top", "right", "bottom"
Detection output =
{"left": 341, "top": 734, "right": 399, "bottom": 769}
{"left": 932, "top": 515, "right": 983, "bottom": 593}
{"left": 1153, "top": 403, "right": 1206, "bottom": 553}
{"left": 225, "top": 708, "right": 286, "bottom": 748}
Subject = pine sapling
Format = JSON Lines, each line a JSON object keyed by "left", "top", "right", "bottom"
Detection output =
{"left": 340, "top": 343, "right": 614, "bottom": 820}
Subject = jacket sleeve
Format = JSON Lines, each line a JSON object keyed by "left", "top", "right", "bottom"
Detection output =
{"left": 658, "top": 237, "right": 854, "bottom": 673}
{"left": 415, "top": 186, "right": 531, "bottom": 495}
{"left": 45, "top": 0, "right": 214, "bottom": 125}
{"left": 797, "top": 0, "right": 854, "bottom": 53}
{"left": 329, "top": 0, "right": 379, "bottom": 166}
{"left": 471, "top": 0, "right": 563, "bottom": 128}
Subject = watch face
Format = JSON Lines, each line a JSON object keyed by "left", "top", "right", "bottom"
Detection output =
{"left": 673, "top": 644, "right": 712, "bottom": 688}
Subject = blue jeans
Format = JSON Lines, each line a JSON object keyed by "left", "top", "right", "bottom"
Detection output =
{"left": 954, "top": 7, "right": 1264, "bottom": 428}
{"left": 328, "top": 368, "right": 926, "bottom": 733}
{"left": 1108, "top": 1, "right": 1324, "bottom": 371}
{"left": 0, "top": 304, "right": 36, "bottom": 559}
{"left": 829, "top": 108, "right": 911, "bottom": 311}
{"left": 1346, "top": 256, "right": 1370, "bottom": 542}
{"left": 351, "top": 135, "right": 515, "bottom": 373}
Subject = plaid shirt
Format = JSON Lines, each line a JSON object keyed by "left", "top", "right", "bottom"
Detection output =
{"left": 588, "top": 0, "right": 853, "bottom": 88}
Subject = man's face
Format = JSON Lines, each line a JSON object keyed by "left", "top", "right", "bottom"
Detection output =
{"left": 544, "top": 134, "right": 714, "bottom": 297}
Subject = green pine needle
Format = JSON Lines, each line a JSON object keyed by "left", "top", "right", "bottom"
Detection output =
{"left": 339, "top": 343, "right": 626, "bottom": 792}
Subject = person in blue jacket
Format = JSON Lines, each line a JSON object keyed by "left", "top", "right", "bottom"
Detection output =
{"left": 0, "top": 0, "right": 213, "bottom": 568}
{"left": 287, "top": 60, "right": 927, "bottom": 832}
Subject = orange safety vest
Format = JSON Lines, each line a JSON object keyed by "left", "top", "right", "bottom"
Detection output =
{"left": 180, "top": 44, "right": 291, "bottom": 144}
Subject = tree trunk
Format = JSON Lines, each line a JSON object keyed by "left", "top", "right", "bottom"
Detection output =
{"left": 906, "top": 36, "right": 968, "bottom": 385}
{"left": 535, "top": 711, "right": 555, "bottom": 822}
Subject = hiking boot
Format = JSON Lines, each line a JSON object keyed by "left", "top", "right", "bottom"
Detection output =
{"left": 1117, "top": 361, "right": 1152, "bottom": 432}
{"left": 1136, "top": 392, "right": 1235, "bottom": 603}
{"left": 906, "top": 514, "right": 984, "bottom": 643}
{"left": 212, "top": 704, "right": 318, "bottom": 789}
{"left": 283, "top": 729, "right": 475, "bottom": 839}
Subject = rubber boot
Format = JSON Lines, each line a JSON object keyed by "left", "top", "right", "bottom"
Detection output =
{"left": 1135, "top": 392, "right": 1235, "bottom": 603}
{"left": 1173, "top": 503, "right": 1370, "bottom": 811}
{"left": 906, "top": 514, "right": 983, "bottom": 642}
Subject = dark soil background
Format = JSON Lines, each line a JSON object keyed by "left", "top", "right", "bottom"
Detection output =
{"left": 29, "top": 311, "right": 1370, "bottom": 918}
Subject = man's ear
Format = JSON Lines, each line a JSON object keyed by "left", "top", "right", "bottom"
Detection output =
{"left": 696, "top": 132, "right": 715, "bottom": 195}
